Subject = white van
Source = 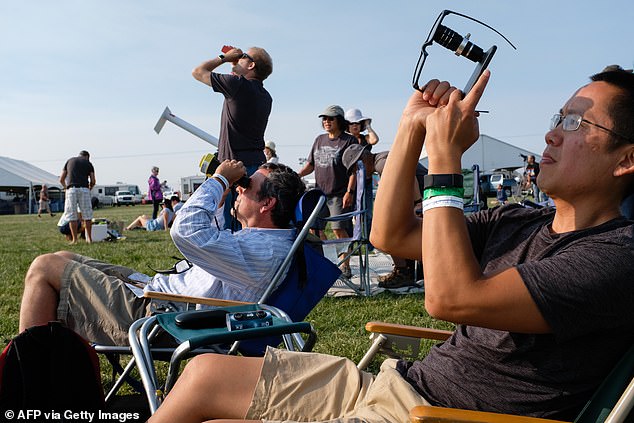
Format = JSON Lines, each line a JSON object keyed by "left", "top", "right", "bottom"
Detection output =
{"left": 91, "top": 186, "right": 114, "bottom": 207}
{"left": 91, "top": 183, "right": 143, "bottom": 207}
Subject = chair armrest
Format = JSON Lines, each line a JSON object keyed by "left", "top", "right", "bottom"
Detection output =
{"left": 365, "top": 321, "right": 453, "bottom": 341}
{"left": 143, "top": 290, "right": 252, "bottom": 307}
{"left": 409, "top": 405, "right": 567, "bottom": 423}
{"left": 320, "top": 209, "right": 364, "bottom": 222}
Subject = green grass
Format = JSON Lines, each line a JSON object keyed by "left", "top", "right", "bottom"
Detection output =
{"left": 0, "top": 204, "right": 451, "bottom": 389}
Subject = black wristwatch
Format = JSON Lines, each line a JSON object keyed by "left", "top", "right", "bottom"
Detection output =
{"left": 423, "top": 174, "right": 464, "bottom": 190}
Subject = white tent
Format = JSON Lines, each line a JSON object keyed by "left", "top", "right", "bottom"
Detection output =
{"left": 420, "top": 134, "right": 542, "bottom": 173}
{"left": 0, "top": 156, "right": 62, "bottom": 214}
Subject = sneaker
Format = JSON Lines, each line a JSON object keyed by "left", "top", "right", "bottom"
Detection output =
{"left": 377, "top": 268, "right": 417, "bottom": 289}
{"left": 339, "top": 264, "right": 352, "bottom": 278}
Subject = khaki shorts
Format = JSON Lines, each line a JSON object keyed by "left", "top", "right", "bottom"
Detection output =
{"left": 56, "top": 254, "right": 152, "bottom": 345}
{"left": 246, "top": 348, "right": 431, "bottom": 422}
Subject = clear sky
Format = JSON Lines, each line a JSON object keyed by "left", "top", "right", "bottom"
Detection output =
{"left": 1, "top": 1, "right": 632, "bottom": 193}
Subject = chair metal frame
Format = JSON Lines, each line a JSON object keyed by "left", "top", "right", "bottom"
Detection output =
{"left": 320, "top": 161, "right": 372, "bottom": 295}
{"left": 357, "top": 322, "right": 634, "bottom": 423}
{"left": 129, "top": 303, "right": 317, "bottom": 413}
{"left": 96, "top": 189, "right": 330, "bottom": 404}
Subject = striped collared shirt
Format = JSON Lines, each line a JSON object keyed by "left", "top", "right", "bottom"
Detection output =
{"left": 145, "top": 177, "right": 295, "bottom": 303}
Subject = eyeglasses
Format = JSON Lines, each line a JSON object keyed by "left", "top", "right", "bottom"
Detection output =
{"left": 322, "top": 116, "right": 335, "bottom": 122}
{"left": 241, "top": 52, "right": 256, "bottom": 64}
{"left": 550, "top": 113, "right": 630, "bottom": 141}
{"left": 349, "top": 122, "right": 361, "bottom": 126}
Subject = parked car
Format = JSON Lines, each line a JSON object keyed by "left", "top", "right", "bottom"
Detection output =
{"left": 480, "top": 173, "right": 519, "bottom": 198}
{"left": 114, "top": 190, "right": 135, "bottom": 206}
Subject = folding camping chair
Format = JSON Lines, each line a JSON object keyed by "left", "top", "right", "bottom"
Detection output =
{"left": 320, "top": 161, "right": 372, "bottom": 296}
{"left": 96, "top": 188, "right": 338, "bottom": 403}
{"left": 463, "top": 164, "right": 485, "bottom": 214}
{"left": 356, "top": 322, "right": 634, "bottom": 423}
{"left": 123, "top": 189, "right": 341, "bottom": 413}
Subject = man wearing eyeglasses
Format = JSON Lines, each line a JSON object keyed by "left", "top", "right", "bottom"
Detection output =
{"left": 192, "top": 45, "right": 274, "bottom": 229}
{"left": 147, "top": 66, "right": 634, "bottom": 422}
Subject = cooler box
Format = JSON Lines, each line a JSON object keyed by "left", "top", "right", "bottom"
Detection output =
{"left": 91, "top": 224, "right": 108, "bottom": 242}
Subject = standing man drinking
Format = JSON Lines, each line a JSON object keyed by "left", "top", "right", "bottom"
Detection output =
{"left": 192, "top": 45, "right": 273, "bottom": 229}
{"left": 59, "top": 150, "right": 95, "bottom": 244}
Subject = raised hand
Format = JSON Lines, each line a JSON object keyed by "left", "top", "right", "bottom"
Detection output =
{"left": 217, "top": 160, "right": 247, "bottom": 186}
{"left": 424, "top": 70, "right": 490, "bottom": 173}
{"left": 401, "top": 79, "right": 459, "bottom": 132}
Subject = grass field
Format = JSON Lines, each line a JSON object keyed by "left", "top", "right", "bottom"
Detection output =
{"left": 0, "top": 204, "right": 453, "bottom": 391}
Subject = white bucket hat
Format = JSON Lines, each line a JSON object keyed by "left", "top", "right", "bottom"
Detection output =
{"left": 265, "top": 140, "right": 276, "bottom": 152}
{"left": 345, "top": 108, "right": 371, "bottom": 125}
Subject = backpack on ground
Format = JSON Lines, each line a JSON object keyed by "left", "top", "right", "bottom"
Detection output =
{"left": 0, "top": 321, "right": 104, "bottom": 412}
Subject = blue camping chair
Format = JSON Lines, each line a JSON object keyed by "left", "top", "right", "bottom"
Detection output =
{"left": 320, "top": 161, "right": 372, "bottom": 295}
{"left": 127, "top": 189, "right": 341, "bottom": 413}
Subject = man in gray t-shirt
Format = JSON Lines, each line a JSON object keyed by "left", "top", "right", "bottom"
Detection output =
{"left": 59, "top": 150, "right": 96, "bottom": 244}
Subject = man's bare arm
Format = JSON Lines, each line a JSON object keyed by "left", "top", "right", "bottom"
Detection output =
{"left": 192, "top": 47, "right": 243, "bottom": 86}
{"left": 421, "top": 71, "right": 550, "bottom": 334}
{"left": 59, "top": 169, "right": 67, "bottom": 189}
{"left": 297, "top": 163, "right": 314, "bottom": 178}
{"left": 371, "top": 80, "right": 456, "bottom": 260}
{"left": 88, "top": 172, "right": 95, "bottom": 190}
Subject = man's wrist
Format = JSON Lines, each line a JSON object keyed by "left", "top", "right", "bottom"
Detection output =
{"left": 218, "top": 54, "right": 225, "bottom": 63}
{"left": 212, "top": 173, "right": 230, "bottom": 190}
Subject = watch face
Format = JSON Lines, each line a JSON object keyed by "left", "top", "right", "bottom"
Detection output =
{"left": 424, "top": 174, "right": 464, "bottom": 189}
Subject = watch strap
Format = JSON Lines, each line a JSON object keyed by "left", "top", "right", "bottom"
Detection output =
{"left": 423, "top": 174, "right": 464, "bottom": 190}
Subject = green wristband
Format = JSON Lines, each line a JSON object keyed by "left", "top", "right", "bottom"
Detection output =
{"left": 423, "top": 187, "right": 465, "bottom": 200}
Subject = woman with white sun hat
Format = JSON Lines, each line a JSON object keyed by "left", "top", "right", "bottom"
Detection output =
{"left": 345, "top": 108, "right": 379, "bottom": 150}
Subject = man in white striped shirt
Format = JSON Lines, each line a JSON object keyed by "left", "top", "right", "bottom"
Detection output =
{"left": 19, "top": 161, "right": 306, "bottom": 345}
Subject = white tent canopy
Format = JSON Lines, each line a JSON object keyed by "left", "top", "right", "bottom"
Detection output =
{"left": 0, "top": 156, "right": 62, "bottom": 214}
{"left": 0, "top": 156, "right": 61, "bottom": 189}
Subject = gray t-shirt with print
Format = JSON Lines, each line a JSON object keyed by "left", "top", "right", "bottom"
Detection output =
{"left": 307, "top": 133, "right": 356, "bottom": 196}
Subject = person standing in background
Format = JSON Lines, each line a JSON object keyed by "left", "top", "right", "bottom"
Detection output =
{"left": 525, "top": 155, "right": 542, "bottom": 202}
{"left": 342, "top": 144, "right": 426, "bottom": 288}
{"left": 345, "top": 108, "right": 379, "bottom": 149}
{"left": 37, "top": 184, "right": 54, "bottom": 218}
{"left": 264, "top": 140, "right": 279, "bottom": 164}
{"left": 192, "top": 44, "right": 273, "bottom": 229}
{"left": 59, "top": 150, "right": 95, "bottom": 244}
{"left": 298, "top": 105, "right": 357, "bottom": 277}
{"left": 148, "top": 166, "right": 163, "bottom": 220}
